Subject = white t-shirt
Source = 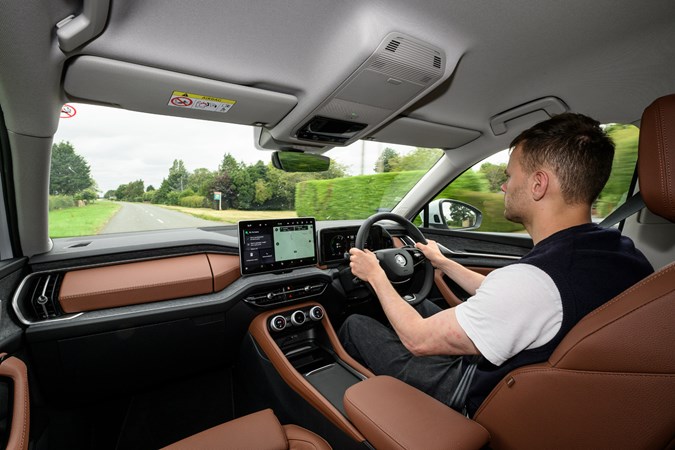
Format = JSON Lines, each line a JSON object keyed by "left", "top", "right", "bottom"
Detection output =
{"left": 454, "top": 263, "right": 563, "bottom": 366}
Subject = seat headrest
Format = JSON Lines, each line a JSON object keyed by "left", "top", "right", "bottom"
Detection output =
{"left": 638, "top": 94, "right": 675, "bottom": 222}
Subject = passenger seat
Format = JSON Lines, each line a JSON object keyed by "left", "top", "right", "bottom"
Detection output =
{"left": 161, "top": 408, "right": 331, "bottom": 450}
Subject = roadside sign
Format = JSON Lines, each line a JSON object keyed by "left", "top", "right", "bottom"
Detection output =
{"left": 213, "top": 191, "right": 222, "bottom": 210}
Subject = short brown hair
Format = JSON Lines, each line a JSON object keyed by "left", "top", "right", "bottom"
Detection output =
{"left": 510, "top": 113, "right": 615, "bottom": 205}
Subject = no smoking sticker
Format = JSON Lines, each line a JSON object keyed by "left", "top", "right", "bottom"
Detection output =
{"left": 60, "top": 104, "right": 77, "bottom": 119}
{"left": 167, "top": 91, "right": 236, "bottom": 113}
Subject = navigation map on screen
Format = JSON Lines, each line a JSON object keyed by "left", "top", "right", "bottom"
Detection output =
{"left": 238, "top": 218, "right": 316, "bottom": 275}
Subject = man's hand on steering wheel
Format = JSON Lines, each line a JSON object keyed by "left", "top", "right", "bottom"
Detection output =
{"left": 414, "top": 240, "right": 445, "bottom": 268}
{"left": 349, "top": 248, "right": 386, "bottom": 284}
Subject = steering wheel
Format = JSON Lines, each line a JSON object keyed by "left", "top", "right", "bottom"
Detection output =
{"left": 354, "top": 212, "right": 434, "bottom": 306}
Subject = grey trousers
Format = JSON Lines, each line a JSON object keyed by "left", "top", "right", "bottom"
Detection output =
{"left": 338, "top": 300, "right": 465, "bottom": 409}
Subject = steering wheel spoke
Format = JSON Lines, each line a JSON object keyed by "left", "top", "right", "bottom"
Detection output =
{"left": 352, "top": 212, "right": 434, "bottom": 306}
{"left": 403, "top": 246, "right": 427, "bottom": 267}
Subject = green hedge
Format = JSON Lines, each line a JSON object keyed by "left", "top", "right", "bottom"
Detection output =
{"left": 296, "top": 171, "right": 425, "bottom": 220}
{"left": 296, "top": 172, "right": 524, "bottom": 233}
{"left": 179, "top": 195, "right": 208, "bottom": 208}
{"left": 49, "top": 195, "right": 75, "bottom": 211}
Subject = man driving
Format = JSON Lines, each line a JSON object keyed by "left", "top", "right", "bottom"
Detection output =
{"left": 339, "top": 113, "right": 654, "bottom": 416}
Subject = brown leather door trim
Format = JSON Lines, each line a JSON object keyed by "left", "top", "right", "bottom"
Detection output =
{"left": 0, "top": 354, "right": 30, "bottom": 450}
{"left": 249, "top": 302, "right": 371, "bottom": 442}
{"left": 435, "top": 266, "right": 494, "bottom": 307}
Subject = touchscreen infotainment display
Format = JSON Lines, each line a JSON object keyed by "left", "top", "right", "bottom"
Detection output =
{"left": 238, "top": 217, "right": 317, "bottom": 276}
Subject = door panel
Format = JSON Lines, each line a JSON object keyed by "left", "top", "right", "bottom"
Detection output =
{"left": 0, "top": 259, "right": 29, "bottom": 450}
{"left": 0, "top": 354, "right": 29, "bottom": 450}
{"left": 434, "top": 267, "right": 495, "bottom": 307}
{"left": 419, "top": 228, "right": 531, "bottom": 307}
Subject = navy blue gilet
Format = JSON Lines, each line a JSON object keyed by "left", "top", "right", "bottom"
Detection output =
{"left": 465, "top": 223, "right": 653, "bottom": 417}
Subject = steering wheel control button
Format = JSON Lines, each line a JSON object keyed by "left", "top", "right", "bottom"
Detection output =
{"left": 309, "top": 306, "right": 324, "bottom": 321}
{"left": 290, "top": 310, "right": 306, "bottom": 326}
{"left": 270, "top": 315, "right": 287, "bottom": 332}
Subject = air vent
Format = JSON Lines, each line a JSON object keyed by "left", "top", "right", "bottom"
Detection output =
{"left": 370, "top": 60, "right": 386, "bottom": 70}
{"left": 433, "top": 55, "right": 442, "bottom": 69}
{"left": 385, "top": 40, "right": 401, "bottom": 52}
{"left": 30, "top": 274, "right": 62, "bottom": 320}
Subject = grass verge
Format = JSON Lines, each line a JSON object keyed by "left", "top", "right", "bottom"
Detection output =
{"left": 159, "top": 205, "right": 297, "bottom": 224}
{"left": 49, "top": 201, "right": 122, "bottom": 238}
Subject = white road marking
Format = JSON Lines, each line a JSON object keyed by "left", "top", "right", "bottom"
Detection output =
{"left": 157, "top": 219, "right": 164, "bottom": 224}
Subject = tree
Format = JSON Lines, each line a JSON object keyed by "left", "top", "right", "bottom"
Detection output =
{"left": 187, "top": 168, "right": 216, "bottom": 197}
{"left": 393, "top": 148, "right": 443, "bottom": 171}
{"left": 146, "top": 185, "right": 155, "bottom": 192}
{"left": 75, "top": 188, "right": 98, "bottom": 203}
{"left": 479, "top": 162, "right": 507, "bottom": 192}
{"left": 374, "top": 147, "right": 400, "bottom": 173}
{"left": 210, "top": 171, "right": 235, "bottom": 209}
{"left": 50, "top": 141, "right": 95, "bottom": 195}
{"left": 219, "top": 153, "right": 253, "bottom": 209}
{"left": 165, "top": 159, "right": 189, "bottom": 191}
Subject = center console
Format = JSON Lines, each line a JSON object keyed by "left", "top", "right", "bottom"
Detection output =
{"left": 248, "top": 301, "right": 374, "bottom": 442}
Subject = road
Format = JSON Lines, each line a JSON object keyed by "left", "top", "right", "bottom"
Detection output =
{"left": 101, "top": 202, "right": 222, "bottom": 234}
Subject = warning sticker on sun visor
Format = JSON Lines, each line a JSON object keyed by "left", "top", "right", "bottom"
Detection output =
{"left": 167, "top": 91, "right": 236, "bottom": 113}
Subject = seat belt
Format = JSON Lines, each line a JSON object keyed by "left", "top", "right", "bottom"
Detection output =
{"left": 598, "top": 191, "right": 645, "bottom": 228}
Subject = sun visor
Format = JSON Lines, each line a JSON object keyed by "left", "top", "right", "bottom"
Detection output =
{"left": 368, "top": 116, "right": 481, "bottom": 149}
{"left": 63, "top": 56, "right": 297, "bottom": 127}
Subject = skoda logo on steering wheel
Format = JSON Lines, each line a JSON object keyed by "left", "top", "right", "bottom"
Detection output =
{"left": 394, "top": 253, "right": 407, "bottom": 267}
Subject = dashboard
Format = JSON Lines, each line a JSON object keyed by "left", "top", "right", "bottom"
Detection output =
{"left": 319, "top": 225, "right": 392, "bottom": 265}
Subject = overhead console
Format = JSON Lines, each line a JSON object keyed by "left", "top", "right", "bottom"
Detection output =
{"left": 259, "top": 32, "right": 455, "bottom": 151}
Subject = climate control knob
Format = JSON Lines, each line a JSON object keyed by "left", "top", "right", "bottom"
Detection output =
{"left": 270, "top": 315, "right": 287, "bottom": 332}
{"left": 309, "top": 306, "right": 324, "bottom": 321}
{"left": 290, "top": 310, "right": 306, "bottom": 326}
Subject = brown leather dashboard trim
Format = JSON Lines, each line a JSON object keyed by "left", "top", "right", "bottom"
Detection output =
{"left": 59, "top": 254, "right": 214, "bottom": 313}
{"left": 435, "top": 266, "right": 494, "bottom": 307}
{"left": 206, "top": 254, "right": 241, "bottom": 292}
{"left": 249, "top": 301, "right": 370, "bottom": 442}
{"left": 0, "top": 354, "right": 30, "bottom": 450}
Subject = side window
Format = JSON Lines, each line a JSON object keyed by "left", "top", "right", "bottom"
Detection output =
{"left": 420, "top": 123, "right": 639, "bottom": 233}
{"left": 594, "top": 124, "right": 639, "bottom": 220}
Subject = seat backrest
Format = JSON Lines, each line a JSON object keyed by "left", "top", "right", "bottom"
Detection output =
{"left": 472, "top": 94, "right": 675, "bottom": 450}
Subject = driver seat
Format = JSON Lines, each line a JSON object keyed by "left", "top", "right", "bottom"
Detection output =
{"left": 470, "top": 94, "right": 675, "bottom": 448}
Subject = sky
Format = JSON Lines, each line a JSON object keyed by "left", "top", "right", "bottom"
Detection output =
{"left": 54, "top": 103, "right": 414, "bottom": 193}
{"left": 54, "top": 103, "right": 508, "bottom": 194}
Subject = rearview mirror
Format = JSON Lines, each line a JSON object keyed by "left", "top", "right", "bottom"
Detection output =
{"left": 272, "top": 151, "right": 330, "bottom": 172}
{"left": 422, "top": 199, "right": 482, "bottom": 230}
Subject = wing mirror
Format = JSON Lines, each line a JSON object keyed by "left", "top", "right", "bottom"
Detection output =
{"left": 272, "top": 151, "right": 330, "bottom": 172}
{"left": 422, "top": 199, "right": 482, "bottom": 230}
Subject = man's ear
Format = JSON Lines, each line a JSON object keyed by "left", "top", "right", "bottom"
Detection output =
{"left": 531, "top": 170, "right": 549, "bottom": 201}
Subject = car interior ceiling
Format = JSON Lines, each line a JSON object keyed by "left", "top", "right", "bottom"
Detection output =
{"left": 0, "top": 1, "right": 674, "bottom": 449}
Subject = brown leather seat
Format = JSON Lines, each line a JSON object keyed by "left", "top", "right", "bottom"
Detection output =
{"left": 162, "top": 408, "right": 331, "bottom": 450}
{"left": 471, "top": 94, "right": 675, "bottom": 449}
